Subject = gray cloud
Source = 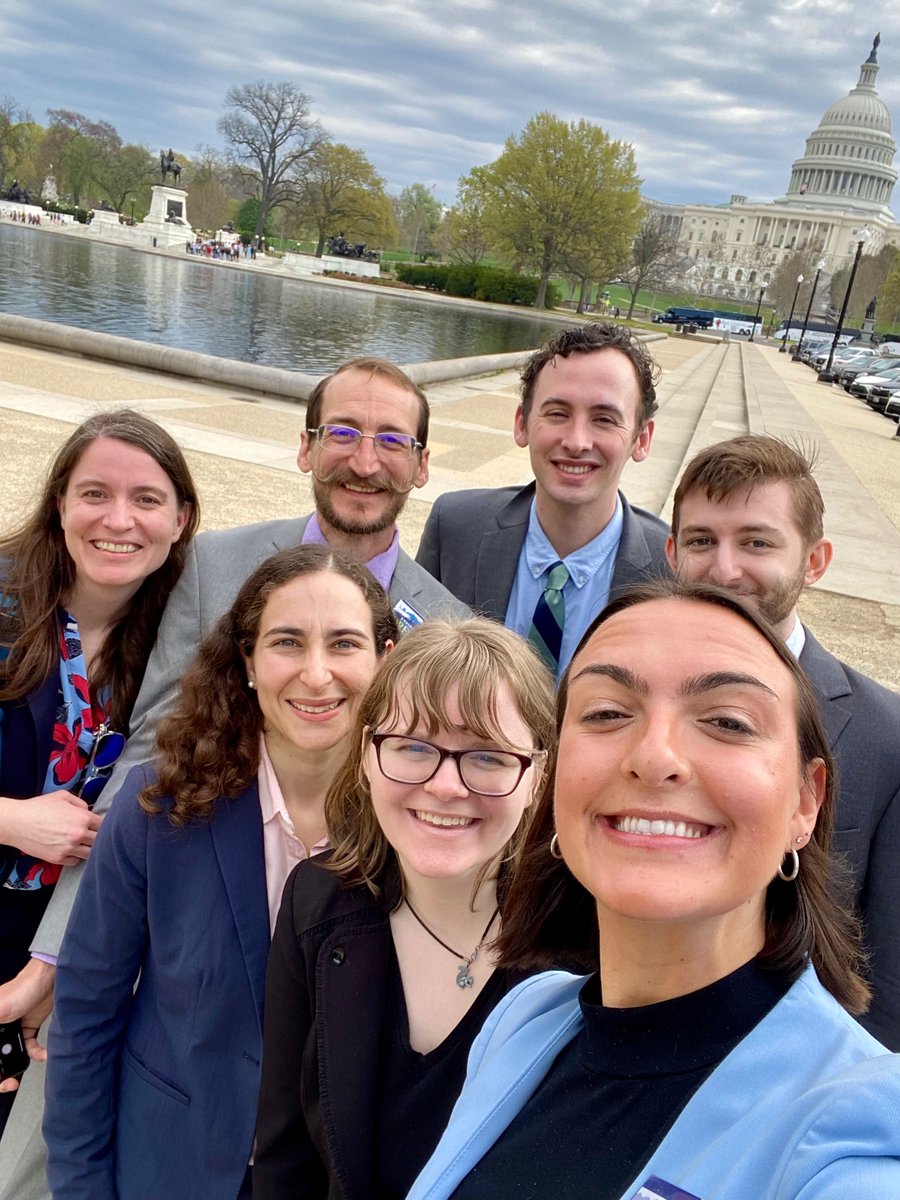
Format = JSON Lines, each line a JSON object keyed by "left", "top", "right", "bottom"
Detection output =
{"left": 3, "top": 0, "right": 899, "bottom": 208}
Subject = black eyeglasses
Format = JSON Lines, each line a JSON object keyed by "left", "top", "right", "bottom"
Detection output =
{"left": 73, "top": 724, "right": 126, "bottom": 807}
{"left": 311, "top": 424, "right": 422, "bottom": 458}
{"left": 370, "top": 733, "right": 542, "bottom": 797}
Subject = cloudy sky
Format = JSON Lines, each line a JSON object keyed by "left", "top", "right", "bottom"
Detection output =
{"left": 4, "top": 0, "right": 900, "bottom": 208}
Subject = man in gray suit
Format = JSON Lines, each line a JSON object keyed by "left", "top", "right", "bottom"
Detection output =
{"left": 0, "top": 357, "right": 468, "bottom": 1196}
{"left": 666, "top": 434, "right": 900, "bottom": 1050}
{"left": 417, "top": 323, "right": 669, "bottom": 677}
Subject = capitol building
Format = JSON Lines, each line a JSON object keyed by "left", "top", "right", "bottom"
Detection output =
{"left": 647, "top": 36, "right": 899, "bottom": 300}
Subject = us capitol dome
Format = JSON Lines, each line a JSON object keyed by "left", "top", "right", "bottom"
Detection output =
{"left": 646, "top": 36, "right": 900, "bottom": 301}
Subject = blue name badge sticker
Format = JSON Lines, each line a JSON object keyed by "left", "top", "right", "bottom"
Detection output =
{"left": 631, "top": 1177, "right": 702, "bottom": 1200}
{"left": 393, "top": 599, "right": 425, "bottom": 633}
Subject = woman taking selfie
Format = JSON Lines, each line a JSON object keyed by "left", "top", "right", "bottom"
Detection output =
{"left": 253, "top": 618, "right": 556, "bottom": 1200}
{"left": 409, "top": 581, "right": 900, "bottom": 1200}
{"left": 0, "top": 410, "right": 197, "bottom": 1128}
{"left": 43, "top": 546, "right": 397, "bottom": 1200}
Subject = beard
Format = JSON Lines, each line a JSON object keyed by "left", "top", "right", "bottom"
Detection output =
{"left": 755, "top": 562, "right": 808, "bottom": 628}
{"left": 311, "top": 465, "right": 411, "bottom": 537}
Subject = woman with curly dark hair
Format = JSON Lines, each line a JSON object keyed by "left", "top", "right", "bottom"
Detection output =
{"left": 43, "top": 545, "right": 397, "bottom": 1200}
{"left": 0, "top": 409, "right": 197, "bottom": 1128}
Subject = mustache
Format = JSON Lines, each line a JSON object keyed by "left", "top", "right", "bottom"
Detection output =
{"left": 310, "top": 462, "right": 415, "bottom": 496}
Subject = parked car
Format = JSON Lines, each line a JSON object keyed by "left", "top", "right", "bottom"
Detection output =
{"left": 840, "top": 357, "right": 900, "bottom": 389}
{"left": 850, "top": 369, "right": 900, "bottom": 399}
{"left": 867, "top": 384, "right": 900, "bottom": 412}
{"left": 884, "top": 395, "right": 900, "bottom": 421}
{"left": 832, "top": 351, "right": 888, "bottom": 383}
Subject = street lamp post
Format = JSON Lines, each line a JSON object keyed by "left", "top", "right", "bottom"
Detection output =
{"left": 779, "top": 275, "right": 804, "bottom": 352}
{"left": 793, "top": 259, "right": 826, "bottom": 361}
{"left": 818, "top": 227, "right": 870, "bottom": 382}
{"left": 749, "top": 286, "right": 766, "bottom": 342}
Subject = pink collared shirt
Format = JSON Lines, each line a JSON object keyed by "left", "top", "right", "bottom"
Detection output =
{"left": 257, "top": 738, "right": 329, "bottom": 934}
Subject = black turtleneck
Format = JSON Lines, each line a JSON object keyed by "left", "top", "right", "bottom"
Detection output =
{"left": 450, "top": 959, "right": 791, "bottom": 1200}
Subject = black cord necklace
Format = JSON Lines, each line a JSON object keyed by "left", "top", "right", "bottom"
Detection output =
{"left": 404, "top": 898, "right": 500, "bottom": 989}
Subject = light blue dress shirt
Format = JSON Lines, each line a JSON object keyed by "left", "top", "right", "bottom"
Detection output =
{"left": 505, "top": 496, "right": 624, "bottom": 678}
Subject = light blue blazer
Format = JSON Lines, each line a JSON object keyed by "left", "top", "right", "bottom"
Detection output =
{"left": 407, "top": 966, "right": 900, "bottom": 1200}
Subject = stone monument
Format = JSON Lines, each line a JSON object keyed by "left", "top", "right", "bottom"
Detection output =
{"left": 141, "top": 184, "right": 194, "bottom": 248}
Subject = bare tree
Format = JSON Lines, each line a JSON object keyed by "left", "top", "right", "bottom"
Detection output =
{"left": 218, "top": 82, "right": 327, "bottom": 240}
{"left": 619, "top": 214, "right": 680, "bottom": 317}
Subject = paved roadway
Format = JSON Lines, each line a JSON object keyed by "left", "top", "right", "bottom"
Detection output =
{"left": 0, "top": 333, "right": 897, "bottom": 688}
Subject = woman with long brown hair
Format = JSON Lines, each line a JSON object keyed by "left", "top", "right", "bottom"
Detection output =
{"left": 253, "top": 618, "right": 556, "bottom": 1200}
{"left": 408, "top": 581, "right": 900, "bottom": 1200}
{"left": 0, "top": 409, "right": 197, "bottom": 1129}
{"left": 43, "top": 546, "right": 397, "bottom": 1200}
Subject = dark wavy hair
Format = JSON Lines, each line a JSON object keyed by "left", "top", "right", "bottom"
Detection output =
{"left": 325, "top": 618, "right": 557, "bottom": 908}
{"left": 0, "top": 409, "right": 199, "bottom": 730}
{"left": 140, "top": 545, "right": 398, "bottom": 827}
{"left": 519, "top": 322, "right": 660, "bottom": 428}
{"left": 496, "top": 578, "right": 870, "bottom": 1015}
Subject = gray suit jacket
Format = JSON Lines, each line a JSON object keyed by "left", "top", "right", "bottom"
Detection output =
{"left": 416, "top": 483, "right": 670, "bottom": 622}
{"left": 31, "top": 515, "right": 469, "bottom": 957}
{"left": 800, "top": 628, "right": 900, "bottom": 1051}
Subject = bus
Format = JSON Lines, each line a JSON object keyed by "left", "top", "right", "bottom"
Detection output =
{"left": 652, "top": 307, "right": 762, "bottom": 334}
{"left": 652, "top": 307, "right": 716, "bottom": 328}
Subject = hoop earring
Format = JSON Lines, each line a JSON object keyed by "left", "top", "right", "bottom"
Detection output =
{"left": 777, "top": 848, "right": 800, "bottom": 882}
{"left": 549, "top": 833, "right": 563, "bottom": 860}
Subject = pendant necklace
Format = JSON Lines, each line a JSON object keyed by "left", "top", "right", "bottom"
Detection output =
{"left": 404, "top": 899, "right": 500, "bottom": 989}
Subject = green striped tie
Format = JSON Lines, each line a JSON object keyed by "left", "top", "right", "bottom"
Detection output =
{"left": 528, "top": 561, "right": 569, "bottom": 671}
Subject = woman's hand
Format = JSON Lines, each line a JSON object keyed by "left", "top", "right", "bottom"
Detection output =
{"left": 0, "top": 958, "right": 55, "bottom": 1093}
{"left": 0, "top": 792, "right": 104, "bottom": 865}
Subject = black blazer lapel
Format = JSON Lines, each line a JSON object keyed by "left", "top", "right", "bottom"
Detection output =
{"left": 799, "top": 630, "right": 852, "bottom": 749}
{"left": 210, "top": 780, "right": 270, "bottom": 1028}
{"left": 317, "top": 916, "right": 391, "bottom": 1199}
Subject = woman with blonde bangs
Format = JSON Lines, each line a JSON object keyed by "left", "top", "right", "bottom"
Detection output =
{"left": 254, "top": 618, "right": 556, "bottom": 1200}
{"left": 408, "top": 580, "right": 900, "bottom": 1200}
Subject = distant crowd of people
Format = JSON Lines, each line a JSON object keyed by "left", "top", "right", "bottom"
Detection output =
{"left": 185, "top": 238, "right": 260, "bottom": 260}
{"left": 0, "top": 326, "right": 898, "bottom": 1200}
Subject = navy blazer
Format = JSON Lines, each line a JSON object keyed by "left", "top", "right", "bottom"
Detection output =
{"left": 44, "top": 765, "right": 270, "bottom": 1200}
{"left": 799, "top": 628, "right": 900, "bottom": 1051}
{"left": 415, "top": 484, "right": 670, "bottom": 622}
{"left": 0, "top": 675, "right": 57, "bottom": 867}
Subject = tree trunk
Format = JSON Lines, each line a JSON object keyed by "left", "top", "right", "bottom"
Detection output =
{"left": 315, "top": 233, "right": 325, "bottom": 257}
{"left": 535, "top": 272, "right": 549, "bottom": 309}
{"left": 576, "top": 276, "right": 591, "bottom": 314}
{"left": 626, "top": 286, "right": 639, "bottom": 319}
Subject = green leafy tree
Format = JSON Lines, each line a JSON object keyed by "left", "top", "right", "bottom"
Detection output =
{"left": 436, "top": 167, "right": 492, "bottom": 264}
{"left": 396, "top": 182, "right": 442, "bottom": 256}
{"left": 94, "top": 144, "right": 156, "bottom": 213}
{"left": 46, "top": 109, "right": 122, "bottom": 207}
{"left": 478, "top": 112, "right": 642, "bottom": 308}
{"left": 296, "top": 142, "right": 394, "bottom": 256}
{"left": 0, "top": 97, "right": 32, "bottom": 191}
{"left": 235, "top": 197, "right": 273, "bottom": 242}
{"left": 879, "top": 261, "right": 900, "bottom": 328}
{"left": 829, "top": 245, "right": 897, "bottom": 326}
{"left": 218, "top": 81, "right": 328, "bottom": 240}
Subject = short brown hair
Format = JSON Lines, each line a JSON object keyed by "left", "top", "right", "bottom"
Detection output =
{"left": 325, "top": 619, "right": 557, "bottom": 907}
{"left": 672, "top": 436, "right": 824, "bottom": 544}
{"left": 496, "top": 578, "right": 870, "bottom": 1016}
{"left": 305, "top": 357, "right": 430, "bottom": 447}
{"left": 141, "top": 546, "right": 397, "bottom": 826}
{"left": 519, "top": 322, "right": 660, "bottom": 428}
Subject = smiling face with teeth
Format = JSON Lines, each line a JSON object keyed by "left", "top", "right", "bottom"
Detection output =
{"left": 298, "top": 367, "right": 429, "bottom": 556}
{"left": 366, "top": 681, "right": 538, "bottom": 891}
{"left": 513, "top": 350, "right": 654, "bottom": 555}
{"left": 555, "top": 596, "right": 824, "bottom": 969}
{"left": 57, "top": 437, "right": 189, "bottom": 609}
{"left": 244, "top": 571, "right": 385, "bottom": 767}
